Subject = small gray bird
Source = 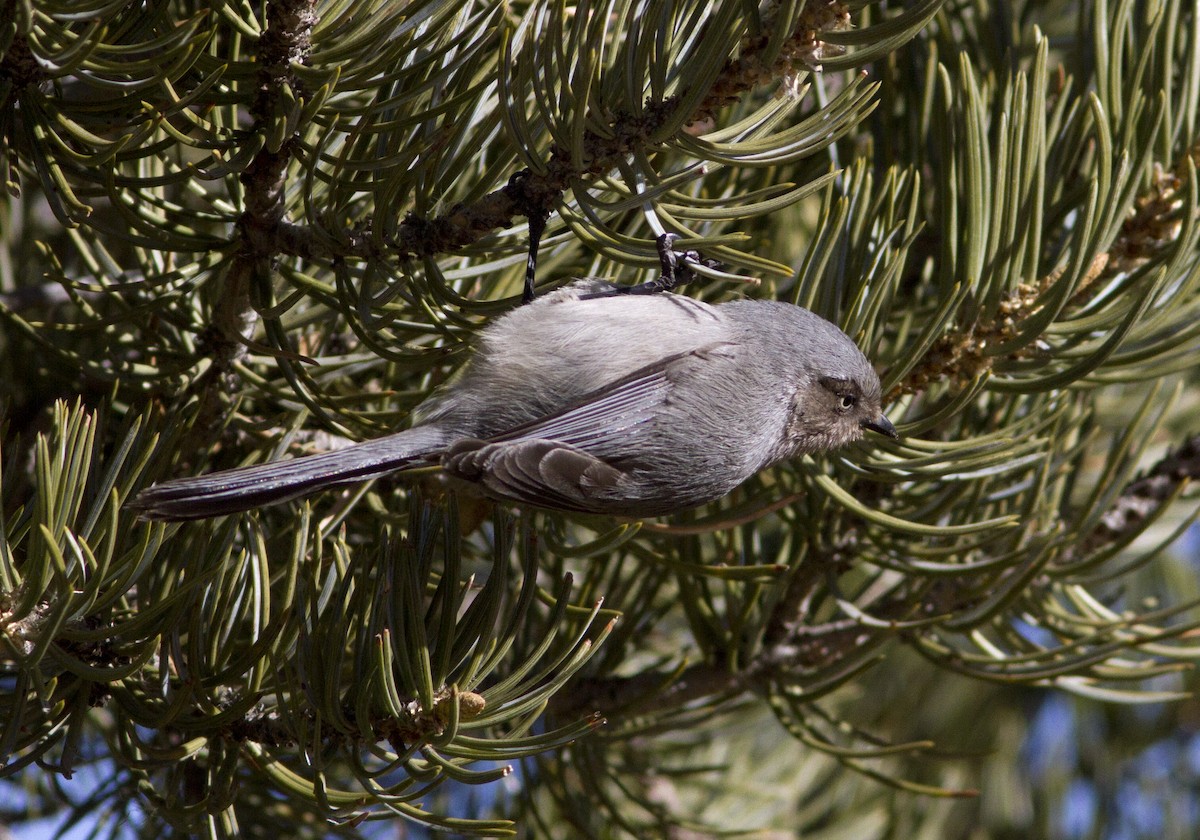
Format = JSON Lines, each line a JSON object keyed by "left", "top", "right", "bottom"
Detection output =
{"left": 132, "top": 279, "right": 896, "bottom": 520}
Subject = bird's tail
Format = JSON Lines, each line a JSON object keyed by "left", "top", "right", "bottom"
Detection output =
{"left": 130, "top": 426, "right": 449, "bottom": 521}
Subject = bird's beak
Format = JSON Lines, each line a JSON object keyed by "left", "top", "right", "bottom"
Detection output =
{"left": 862, "top": 414, "right": 898, "bottom": 439}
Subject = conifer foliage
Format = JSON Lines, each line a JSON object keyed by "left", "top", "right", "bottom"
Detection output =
{"left": 2, "top": 0, "right": 1200, "bottom": 836}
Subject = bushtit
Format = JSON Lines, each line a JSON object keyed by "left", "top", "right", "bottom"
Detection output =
{"left": 132, "top": 280, "right": 896, "bottom": 521}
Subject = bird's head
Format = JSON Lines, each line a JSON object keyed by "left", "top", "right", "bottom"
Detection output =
{"left": 783, "top": 361, "right": 896, "bottom": 455}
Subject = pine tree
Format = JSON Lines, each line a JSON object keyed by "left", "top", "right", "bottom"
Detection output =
{"left": 3, "top": 0, "right": 1200, "bottom": 836}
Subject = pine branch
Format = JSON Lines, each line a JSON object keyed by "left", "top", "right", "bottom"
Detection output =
{"left": 891, "top": 254, "right": 1109, "bottom": 399}
{"left": 555, "top": 427, "right": 1200, "bottom": 718}
{"left": 208, "top": 0, "right": 318, "bottom": 373}
{"left": 7, "top": 2, "right": 1200, "bottom": 835}
{"left": 273, "top": 2, "right": 855, "bottom": 265}
{"left": 1073, "top": 431, "right": 1200, "bottom": 561}
{"left": 893, "top": 136, "right": 1200, "bottom": 400}
{"left": 182, "top": 0, "right": 319, "bottom": 452}
{"left": 0, "top": 26, "right": 39, "bottom": 100}
{"left": 0, "top": 23, "right": 40, "bottom": 196}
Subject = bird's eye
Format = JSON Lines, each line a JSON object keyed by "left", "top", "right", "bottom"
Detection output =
{"left": 839, "top": 395, "right": 856, "bottom": 410}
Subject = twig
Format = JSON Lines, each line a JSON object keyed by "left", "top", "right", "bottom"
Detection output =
{"left": 1073, "top": 432, "right": 1200, "bottom": 560}
{"left": 185, "top": 0, "right": 319, "bottom": 446}
{"left": 269, "top": 4, "right": 853, "bottom": 265}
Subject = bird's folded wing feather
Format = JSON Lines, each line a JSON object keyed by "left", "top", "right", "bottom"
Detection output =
{"left": 442, "top": 342, "right": 732, "bottom": 510}
{"left": 446, "top": 439, "right": 628, "bottom": 512}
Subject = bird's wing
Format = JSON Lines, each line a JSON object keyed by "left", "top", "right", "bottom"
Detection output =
{"left": 442, "top": 342, "right": 733, "bottom": 511}
{"left": 444, "top": 438, "right": 628, "bottom": 512}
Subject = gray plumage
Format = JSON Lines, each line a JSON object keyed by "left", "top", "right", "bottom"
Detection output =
{"left": 132, "top": 280, "right": 895, "bottom": 520}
